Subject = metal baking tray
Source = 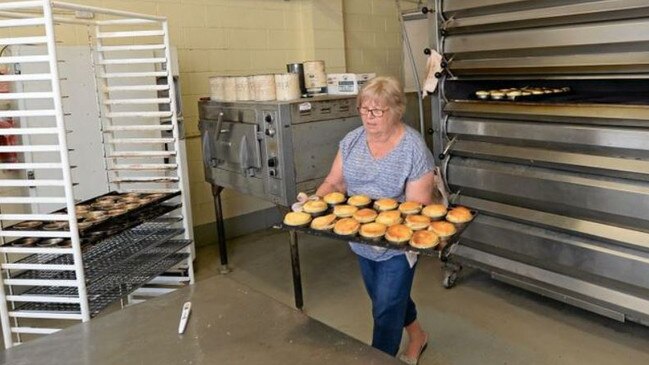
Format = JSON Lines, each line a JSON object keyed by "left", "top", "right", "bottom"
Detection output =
{"left": 80, "top": 202, "right": 182, "bottom": 242}
{"left": 62, "top": 190, "right": 181, "bottom": 231}
{"left": 473, "top": 87, "right": 571, "bottom": 102}
{"left": 3, "top": 191, "right": 181, "bottom": 247}
{"left": 276, "top": 205, "right": 477, "bottom": 260}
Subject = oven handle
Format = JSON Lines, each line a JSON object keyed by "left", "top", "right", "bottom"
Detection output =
{"left": 440, "top": 155, "right": 457, "bottom": 205}
{"left": 214, "top": 111, "right": 224, "bottom": 141}
{"left": 199, "top": 112, "right": 224, "bottom": 168}
{"left": 439, "top": 135, "right": 457, "bottom": 160}
{"left": 239, "top": 135, "right": 254, "bottom": 177}
{"left": 201, "top": 126, "right": 216, "bottom": 168}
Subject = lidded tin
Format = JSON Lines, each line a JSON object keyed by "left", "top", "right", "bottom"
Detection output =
{"left": 209, "top": 76, "right": 226, "bottom": 101}
{"left": 223, "top": 76, "right": 237, "bottom": 102}
{"left": 303, "top": 60, "right": 327, "bottom": 95}
{"left": 275, "top": 73, "right": 301, "bottom": 101}
{"left": 252, "top": 74, "right": 276, "bottom": 101}
{"left": 235, "top": 76, "right": 251, "bottom": 101}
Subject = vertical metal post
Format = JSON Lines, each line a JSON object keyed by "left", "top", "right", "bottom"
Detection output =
{"left": 0, "top": 268, "right": 12, "bottom": 348}
{"left": 211, "top": 185, "right": 230, "bottom": 274}
{"left": 162, "top": 20, "right": 195, "bottom": 284}
{"left": 91, "top": 24, "right": 113, "bottom": 195}
{"left": 288, "top": 230, "right": 303, "bottom": 310}
{"left": 430, "top": 0, "right": 444, "bottom": 167}
{"left": 397, "top": 0, "right": 426, "bottom": 137}
{"left": 2, "top": 230, "right": 20, "bottom": 346}
{"left": 42, "top": 0, "right": 91, "bottom": 322}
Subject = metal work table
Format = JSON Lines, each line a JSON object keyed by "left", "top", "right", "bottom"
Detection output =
{"left": 0, "top": 275, "right": 398, "bottom": 365}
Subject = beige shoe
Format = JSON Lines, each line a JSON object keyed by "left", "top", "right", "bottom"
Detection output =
{"left": 398, "top": 334, "right": 428, "bottom": 365}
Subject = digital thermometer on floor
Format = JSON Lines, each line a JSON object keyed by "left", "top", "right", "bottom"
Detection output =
{"left": 178, "top": 301, "right": 192, "bottom": 334}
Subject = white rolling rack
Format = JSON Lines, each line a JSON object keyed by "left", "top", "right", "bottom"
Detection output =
{"left": 0, "top": 0, "right": 194, "bottom": 348}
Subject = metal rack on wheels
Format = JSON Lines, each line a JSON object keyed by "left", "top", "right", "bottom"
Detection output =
{"left": 0, "top": 0, "right": 193, "bottom": 348}
{"left": 426, "top": 0, "right": 649, "bottom": 325}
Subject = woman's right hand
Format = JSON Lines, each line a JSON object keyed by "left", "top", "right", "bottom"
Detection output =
{"left": 292, "top": 192, "right": 321, "bottom": 211}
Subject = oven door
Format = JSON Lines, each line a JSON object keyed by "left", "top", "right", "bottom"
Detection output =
{"left": 199, "top": 118, "right": 262, "bottom": 178}
{"left": 214, "top": 121, "right": 262, "bottom": 177}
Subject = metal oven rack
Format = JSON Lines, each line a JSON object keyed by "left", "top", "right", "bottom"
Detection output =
{"left": 0, "top": 1, "right": 193, "bottom": 348}
{"left": 427, "top": 0, "right": 649, "bottom": 325}
{"left": 14, "top": 222, "right": 191, "bottom": 316}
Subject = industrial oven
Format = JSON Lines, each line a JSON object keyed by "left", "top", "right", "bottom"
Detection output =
{"left": 199, "top": 96, "right": 361, "bottom": 272}
{"left": 199, "top": 96, "right": 361, "bottom": 207}
{"left": 429, "top": 0, "right": 649, "bottom": 325}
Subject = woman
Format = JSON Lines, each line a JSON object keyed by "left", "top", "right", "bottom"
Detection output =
{"left": 315, "top": 76, "right": 436, "bottom": 364}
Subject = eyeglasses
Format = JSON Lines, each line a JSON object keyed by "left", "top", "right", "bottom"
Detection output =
{"left": 357, "top": 107, "right": 388, "bottom": 117}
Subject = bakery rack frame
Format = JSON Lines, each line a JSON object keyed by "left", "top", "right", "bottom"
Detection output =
{"left": 0, "top": 0, "right": 193, "bottom": 348}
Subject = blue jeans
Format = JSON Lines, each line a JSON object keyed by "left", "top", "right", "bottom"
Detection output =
{"left": 357, "top": 254, "right": 417, "bottom": 356}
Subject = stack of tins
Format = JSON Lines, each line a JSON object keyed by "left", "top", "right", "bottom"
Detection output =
{"left": 210, "top": 74, "right": 301, "bottom": 102}
{"left": 208, "top": 60, "right": 327, "bottom": 102}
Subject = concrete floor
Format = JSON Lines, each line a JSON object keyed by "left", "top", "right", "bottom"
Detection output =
{"left": 195, "top": 228, "right": 649, "bottom": 365}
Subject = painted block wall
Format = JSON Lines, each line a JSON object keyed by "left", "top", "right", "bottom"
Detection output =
{"left": 0, "top": 0, "right": 405, "bottom": 231}
{"left": 343, "top": 0, "right": 402, "bottom": 79}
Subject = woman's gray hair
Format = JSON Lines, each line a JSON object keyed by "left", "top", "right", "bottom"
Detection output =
{"left": 356, "top": 76, "right": 406, "bottom": 119}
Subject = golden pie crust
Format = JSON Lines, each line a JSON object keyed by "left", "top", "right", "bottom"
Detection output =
{"left": 385, "top": 224, "right": 413, "bottom": 244}
{"left": 283, "top": 212, "right": 312, "bottom": 226}
{"left": 334, "top": 218, "right": 360, "bottom": 236}
{"left": 398, "top": 201, "right": 422, "bottom": 215}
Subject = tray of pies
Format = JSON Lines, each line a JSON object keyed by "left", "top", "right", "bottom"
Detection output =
{"left": 278, "top": 192, "right": 477, "bottom": 258}
{"left": 474, "top": 86, "right": 571, "bottom": 101}
{"left": 3, "top": 191, "right": 180, "bottom": 248}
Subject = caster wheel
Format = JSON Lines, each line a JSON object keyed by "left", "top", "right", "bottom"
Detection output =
{"left": 442, "top": 271, "right": 457, "bottom": 289}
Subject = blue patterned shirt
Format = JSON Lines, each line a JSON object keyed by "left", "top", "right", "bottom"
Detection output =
{"left": 340, "top": 125, "right": 434, "bottom": 261}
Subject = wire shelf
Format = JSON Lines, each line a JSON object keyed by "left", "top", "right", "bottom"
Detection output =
{"left": 17, "top": 240, "right": 190, "bottom": 316}
{"left": 1, "top": 202, "right": 183, "bottom": 254}
{"left": 13, "top": 220, "right": 174, "bottom": 264}
{"left": 14, "top": 228, "right": 186, "bottom": 281}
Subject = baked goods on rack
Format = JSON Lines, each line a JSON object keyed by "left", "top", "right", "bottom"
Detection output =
{"left": 333, "top": 204, "right": 358, "bottom": 218}
{"left": 374, "top": 198, "right": 398, "bottom": 211}
{"left": 334, "top": 218, "right": 361, "bottom": 236}
{"left": 409, "top": 230, "right": 439, "bottom": 249}
{"left": 398, "top": 201, "right": 422, "bottom": 215}
{"left": 310, "top": 214, "right": 337, "bottom": 231}
{"left": 324, "top": 192, "right": 346, "bottom": 205}
{"left": 348, "top": 194, "right": 371, "bottom": 208}
{"left": 282, "top": 194, "right": 477, "bottom": 254}
{"left": 302, "top": 200, "right": 328, "bottom": 214}
{"left": 385, "top": 224, "right": 413, "bottom": 244}
{"left": 405, "top": 214, "right": 431, "bottom": 231}
{"left": 446, "top": 206, "right": 473, "bottom": 224}
{"left": 353, "top": 208, "right": 378, "bottom": 223}
{"left": 428, "top": 221, "right": 457, "bottom": 239}
{"left": 422, "top": 204, "right": 447, "bottom": 219}
{"left": 359, "top": 222, "right": 387, "bottom": 240}
{"left": 283, "top": 211, "right": 312, "bottom": 227}
{"left": 375, "top": 210, "right": 402, "bottom": 226}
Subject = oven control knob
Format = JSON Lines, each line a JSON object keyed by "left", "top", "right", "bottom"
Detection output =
{"left": 267, "top": 157, "right": 277, "bottom": 168}
{"left": 265, "top": 128, "right": 276, "bottom": 137}
{"left": 265, "top": 114, "right": 273, "bottom": 123}
{"left": 269, "top": 168, "right": 277, "bottom": 177}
